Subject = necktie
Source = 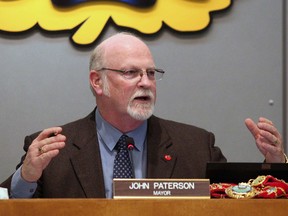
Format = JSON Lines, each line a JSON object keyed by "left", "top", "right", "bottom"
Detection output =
{"left": 113, "top": 134, "right": 134, "bottom": 178}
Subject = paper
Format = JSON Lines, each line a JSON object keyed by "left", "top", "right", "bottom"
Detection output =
{"left": 0, "top": 187, "right": 9, "bottom": 199}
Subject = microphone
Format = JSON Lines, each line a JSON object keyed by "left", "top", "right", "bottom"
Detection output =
{"left": 126, "top": 137, "right": 135, "bottom": 151}
{"left": 126, "top": 137, "right": 135, "bottom": 178}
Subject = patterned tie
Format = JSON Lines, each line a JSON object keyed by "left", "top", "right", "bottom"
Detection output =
{"left": 113, "top": 134, "right": 134, "bottom": 178}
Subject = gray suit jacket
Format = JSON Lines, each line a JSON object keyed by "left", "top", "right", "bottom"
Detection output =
{"left": 0, "top": 109, "right": 226, "bottom": 198}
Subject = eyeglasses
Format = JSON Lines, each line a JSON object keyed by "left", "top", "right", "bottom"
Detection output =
{"left": 98, "top": 67, "right": 165, "bottom": 81}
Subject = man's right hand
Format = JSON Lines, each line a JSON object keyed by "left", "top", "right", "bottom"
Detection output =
{"left": 21, "top": 127, "right": 66, "bottom": 182}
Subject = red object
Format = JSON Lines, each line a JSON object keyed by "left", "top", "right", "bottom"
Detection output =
{"left": 210, "top": 175, "right": 288, "bottom": 199}
{"left": 127, "top": 144, "right": 134, "bottom": 150}
{"left": 164, "top": 155, "right": 172, "bottom": 161}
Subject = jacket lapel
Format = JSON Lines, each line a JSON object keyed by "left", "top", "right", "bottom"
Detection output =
{"left": 68, "top": 111, "right": 106, "bottom": 198}
{"left": 146, "top": 116, "right": 177, "bottom": 178}
{"left": 66, "top": 112, "right": 177, "bottom": 197}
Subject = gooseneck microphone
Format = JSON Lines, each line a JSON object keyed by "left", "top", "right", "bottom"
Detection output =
{"left": 126, "top": 137, "right": 135, "bottom": 151}
{"left": 126, "top": 137, "right": 135, "bottom": 177}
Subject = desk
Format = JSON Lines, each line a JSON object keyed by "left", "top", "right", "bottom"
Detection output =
{"left": 0, "top": 199, "right": 287, "bottom": 216}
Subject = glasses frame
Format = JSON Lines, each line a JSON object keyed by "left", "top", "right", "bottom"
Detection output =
{"left": 98, "top": 67, "right": 165, "bottom": 81}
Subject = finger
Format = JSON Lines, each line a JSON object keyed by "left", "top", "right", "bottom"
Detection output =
{"left": 258, "top": 117, "right": 281, "bottom": 137}
{"left": 35, "top": 134, "right": 66, "bottom": 158}
{"left": 258, "top": 117, "right": 274, "bottom": 125}
{"left": 33, "top": 128, "right": 64, "bottom": 154}
{"left": 39, "top": 149, "right": 62, "bottom": 161}
{"left": 258, "top": 130, "right": 276, "bottom": 144}
{"left": 38, "top": 134, "right": 66, "bottom": 154}
{"left": 257, "top": 122, "right": 281, "bottom": 139}
{"left": 245, "top": 118, "right": 260, "bottom": 139}
{"left": 35, "top": 127, "right": 63, "bottom": 142}
{"left": 46, "top": 134, "right": 66, "bottom": 145}
{"left": 38, "top": 140, "right": 65, "bottom": 155}
{"left": 259, "top": 132, "right": 281, "bottom": 150}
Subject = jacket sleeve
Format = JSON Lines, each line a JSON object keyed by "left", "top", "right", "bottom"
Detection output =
{"left": 208, "top": 132, "right": 227, "bottom": 162}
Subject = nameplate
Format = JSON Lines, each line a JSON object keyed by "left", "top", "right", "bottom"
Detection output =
{"left": 113, "top": 179, "right": 210, "bottom": 199}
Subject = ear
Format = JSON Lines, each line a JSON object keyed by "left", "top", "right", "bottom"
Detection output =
{"left": 89, "top": 70, "right": 103, "bottom": 95}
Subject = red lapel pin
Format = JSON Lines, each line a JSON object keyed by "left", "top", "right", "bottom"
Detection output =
{"left": 164, "top": 154, "right": 172, "bottom": 161}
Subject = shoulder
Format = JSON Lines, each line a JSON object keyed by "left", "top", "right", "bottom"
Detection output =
{"left": 60, "top": 111, "right": 95, "bottom": 133}
{"left": 149, "top": 115, "right": 212, "bottom": 136}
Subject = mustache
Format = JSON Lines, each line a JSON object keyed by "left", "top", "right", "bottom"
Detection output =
{"left": 131, "top": 89, "right": 155, "bottom": 100}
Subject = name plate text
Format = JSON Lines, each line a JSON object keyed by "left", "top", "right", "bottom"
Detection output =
{"left": 113, "top": 179, "right": 210, "bottom": 199}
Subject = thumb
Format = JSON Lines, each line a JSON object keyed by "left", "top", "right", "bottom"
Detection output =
{"left": 245, "top": 118, "right": 260, "bottom": 139}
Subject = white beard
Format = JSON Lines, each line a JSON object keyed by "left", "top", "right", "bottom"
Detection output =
{"left": 127, "top": 89, "right": 155, "bottom": 121}
{"left": 102, "top": 76, "right": 155, "bottom": 120}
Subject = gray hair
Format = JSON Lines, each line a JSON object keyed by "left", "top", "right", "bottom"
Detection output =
{"left": 89, "top": 44, "right": 105, "bottom": 71}
{"left": 89, "top": 40, "right": 106, "bottom": 97}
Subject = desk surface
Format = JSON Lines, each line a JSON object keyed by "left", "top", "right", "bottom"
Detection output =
{"left": 0, "top": 199, "right": 287, "bottom": 216}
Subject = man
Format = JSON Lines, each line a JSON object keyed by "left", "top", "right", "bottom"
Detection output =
{"left": 0, "top": 32, "right": 286, "bottom": 198}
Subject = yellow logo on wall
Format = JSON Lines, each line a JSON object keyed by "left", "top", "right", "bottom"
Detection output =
{"left": 0, "top": 0, "right": 232, "bottom": 46}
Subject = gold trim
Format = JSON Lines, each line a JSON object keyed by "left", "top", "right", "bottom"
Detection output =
{"left": 249, "top": 176, "right": 266, "bottom": 187}
{"left": 225, "top": 183, "right": 258, "bottom": 199}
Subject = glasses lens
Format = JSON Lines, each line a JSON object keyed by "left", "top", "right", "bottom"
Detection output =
{"left": 120, "top": 68, "right": 164, "bottom": 81}
{"left": 154, "top": 69, "right": 164, "bottom": 81}
{"left": 146, "top": 69, "right": 156, "bottom": 79}
{"left": 123, "top": 69, "right": 140, "bottom": 79}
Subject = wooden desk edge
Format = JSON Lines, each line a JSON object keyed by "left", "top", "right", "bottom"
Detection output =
{"left": 0, "top": 199, "right": 287, "bottom": 216}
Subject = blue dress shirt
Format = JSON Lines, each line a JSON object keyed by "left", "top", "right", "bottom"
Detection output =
{"left": 96, "top": 109, "right": 147, "bottom": 198}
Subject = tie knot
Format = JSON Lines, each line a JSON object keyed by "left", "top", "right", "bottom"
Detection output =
{"left": 116, "top": 134, "right": 128, "bottom": 151}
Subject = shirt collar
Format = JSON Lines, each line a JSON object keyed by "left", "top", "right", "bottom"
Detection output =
{"left": 95, "top": 108, "right": 147, "bottom": 152}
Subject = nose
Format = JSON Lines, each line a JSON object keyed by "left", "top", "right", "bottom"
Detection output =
{"left": 137, "top": 71, "right": 154, "bottom": 88}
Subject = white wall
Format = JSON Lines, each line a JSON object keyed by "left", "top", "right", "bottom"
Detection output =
{"left": 0, "top": 0, "right": 285, "bottom": 182}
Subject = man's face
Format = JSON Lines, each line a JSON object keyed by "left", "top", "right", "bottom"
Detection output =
{"left": 100, "top": 36, "right": 157, "bottom": 121}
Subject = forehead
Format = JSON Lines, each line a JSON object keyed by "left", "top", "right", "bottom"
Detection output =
{"left": 102, "top": 35, "right": 155, "bottom": 67}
